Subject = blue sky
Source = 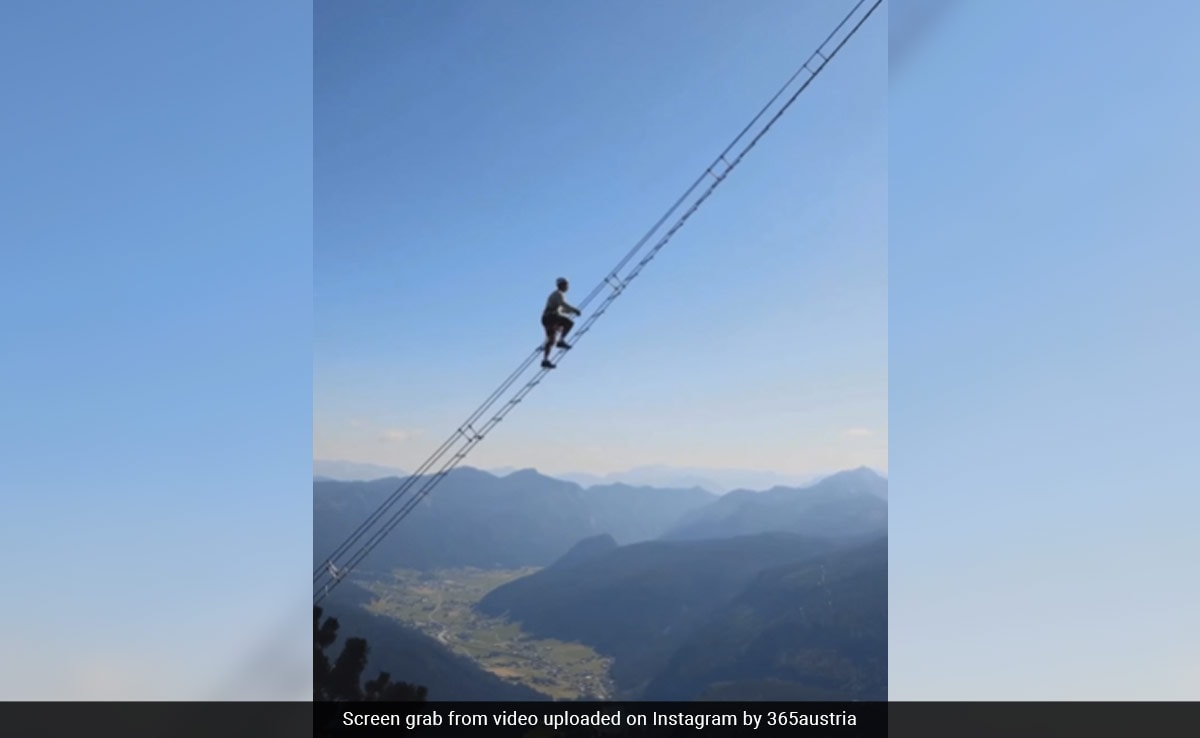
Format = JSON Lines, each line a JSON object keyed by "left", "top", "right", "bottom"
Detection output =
{"left": 890, "top": 0, "right": 1200, "bottom": 699}
{"left": 314, "top": 0, "right": 888, "bottom": 479}
{"left": 0, "top": 1, "right": 312, "bottom": 699}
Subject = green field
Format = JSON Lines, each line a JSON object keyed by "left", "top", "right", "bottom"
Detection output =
{"left": 362, "top": 567, "right": 614, "bottom": 700}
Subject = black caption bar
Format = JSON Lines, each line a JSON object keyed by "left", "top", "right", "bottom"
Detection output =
{"left": 889, "top": 702, "right": 1200, "bottom": 738}
{"left": 4, "top": 700, "right": 1194, "bottom": 738}
{"left": 316, "top": 701, "right": 886, "bottom": 737}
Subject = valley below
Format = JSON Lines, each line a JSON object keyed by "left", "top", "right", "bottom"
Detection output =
{"left": 315, "top": 466, "right": 888, "bottom": 702}
{"left": 360, "top": 567, "right": 615, "bottom": 700}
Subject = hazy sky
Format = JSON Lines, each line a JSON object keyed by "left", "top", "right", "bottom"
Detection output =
{"left": 314, "top": 0, "right": 887, "bottom": 478}
{"left": 889, "top": 0, "right": 1200, "bottom": 699}
{"left": 2, "top": 0, "right": 313, "bottom": 699}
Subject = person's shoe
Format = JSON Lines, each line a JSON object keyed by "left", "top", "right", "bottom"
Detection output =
{"left": 541, "top": 360, "right": 556, "bottom": 369}
{"left": 556, "top": 341, "right": 572, "bottom": 349}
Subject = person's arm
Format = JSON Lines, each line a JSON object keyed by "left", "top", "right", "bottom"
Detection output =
{"left": 550, "top": 291, "right": 580, "bottom": 315}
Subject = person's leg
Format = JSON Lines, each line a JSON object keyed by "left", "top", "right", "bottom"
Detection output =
{"left": 541, "top": 316, "right": 557, "bottom": 367}
{"left": 555, "top": 316, "right": 574, "bottom": 348}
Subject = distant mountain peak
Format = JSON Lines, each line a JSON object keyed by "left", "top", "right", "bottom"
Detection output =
{"left": 661, "top": 466, "right": 888, "bottom": 542}
{"left": 501, "top": 467, "right": 543, "bottom": 479}
{"left": 815, "top": 466, "right": 886, "bottom": 484}
{"left": 829, "top": 465, "right": 884, "bottom": 479}
{"left": 812, "top": 467, "right": 888, "bottom": 497}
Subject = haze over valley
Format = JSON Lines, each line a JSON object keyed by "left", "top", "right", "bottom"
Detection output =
{"left": 314, "top": 465, "right": 887, "bottom": 701}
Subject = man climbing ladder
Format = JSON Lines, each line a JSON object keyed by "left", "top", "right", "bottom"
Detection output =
{"left": 541, "top": 277, "right": 580, "bottom": 369}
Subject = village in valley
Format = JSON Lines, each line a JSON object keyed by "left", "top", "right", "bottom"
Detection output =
{"left": 363, "top": 567, "right": 614, "bottom": 701}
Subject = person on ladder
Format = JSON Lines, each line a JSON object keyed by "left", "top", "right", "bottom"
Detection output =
{"left": 541, "top": 277, "right": 581, "bottom": 369}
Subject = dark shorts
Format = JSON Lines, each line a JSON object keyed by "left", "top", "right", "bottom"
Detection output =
{"left": 542, "top": 312, "right": 573, "bottom": 334}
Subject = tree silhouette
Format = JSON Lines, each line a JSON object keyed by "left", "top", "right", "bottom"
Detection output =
{"left": 314, "top": 606, "right": 427, "bottom": 701}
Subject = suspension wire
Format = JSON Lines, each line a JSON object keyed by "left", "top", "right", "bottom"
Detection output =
{"left": 313, "top": 348, "right": 541, "bottom": 582}
{"left": 314, "top": 0, "right": 883, "bottom": 603}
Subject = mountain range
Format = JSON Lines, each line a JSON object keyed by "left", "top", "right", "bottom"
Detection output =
{"left": 314, "top": 467, "right": 718, "bottom": 572}
{"left": 662, "top": 466, "right": 887, "bottom": 541}
{"left": 478, "top": 531, "right": 886, "bottom": 700}
{"left": 313, "top": 465, "right": 887, "bottom": 700}
{"left": 314, "top": 466, "right": 885, "bottom": 573}
{"left": 643, "top": 535, "right": 887, "bottom": 700}
{"left": 314, "top": 459, "right": 851, "bottom": 494}
{"left": 544, "top": 466, "right": 825, "bottom": 495}
{"left": 476, "top": 531, "right": 833, "bottom": 697}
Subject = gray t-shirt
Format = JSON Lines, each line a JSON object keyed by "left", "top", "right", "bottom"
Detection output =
{"left": 544, "top": 289, "right": 575, "bottom": 317}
